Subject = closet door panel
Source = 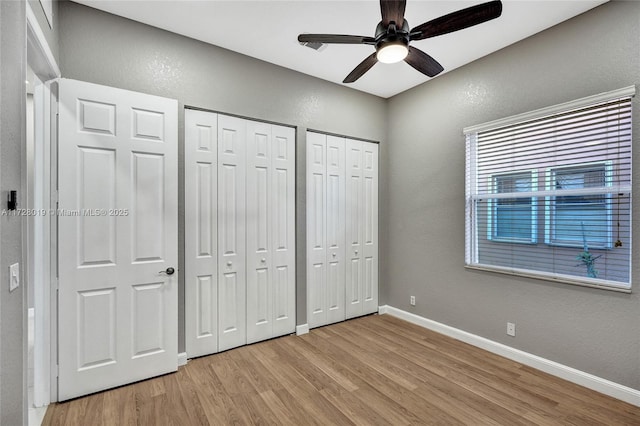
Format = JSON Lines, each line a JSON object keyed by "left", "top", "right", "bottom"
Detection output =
{"left": 345, "top": 139, "right": 363, "bottom": 319}
{"left": 185, "top": 109, "right": 218, "bottom": 357}
{"left": 218, "top": 115, "right": 246, "bottom": 351}
{"left": 271, "top": 125, "right": 296, "bottom": 337}
{"left": 362, "top": 142, "right": 379, "bottom": 314}
{"left": 246, "top": 121, "right": 273, "bottom": 344}
{"left": 325, "top": 136, "right": 346, "bottom": 324}
{"left": 306, "top": 132, "right": 327, "bottom": 328}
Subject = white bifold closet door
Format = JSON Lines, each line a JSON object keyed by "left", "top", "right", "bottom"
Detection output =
{"left": 185, "top": 109, "right": 296, "bottom": 357}
{"left": 246, "top": 121, "right": 296, "bottom": 344}
{"left": 307, "top": 131, "right": 378, "bottom": 329}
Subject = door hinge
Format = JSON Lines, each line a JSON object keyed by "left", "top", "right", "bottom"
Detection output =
{"left": 56, "top": 364, "right": 59, "bottom": 378}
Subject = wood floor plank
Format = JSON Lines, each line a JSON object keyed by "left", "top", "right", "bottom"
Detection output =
{"left": 102, "top": 383, "right": 137, "bottom": 426}
{"left": 42, "top": 314, "right": 640, "bottom": 425}
{"left": 268, "top": 388, "right": 327, "bottom": 426}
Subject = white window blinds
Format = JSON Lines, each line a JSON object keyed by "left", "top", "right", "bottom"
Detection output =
{"left": 465, "top": 87, "right": 634, "bottom": 291}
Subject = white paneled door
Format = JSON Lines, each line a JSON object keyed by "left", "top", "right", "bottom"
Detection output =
{"left": 185, "top": 109, "right": 218, "bottom": 357}
{"left": 269, "top": 124, "right": 296, "bottom": 338}
{"left": 307, "top": 132, "right": 378, "bottom": 328}
{"left": 57, "top": 79, "right": 178, "bottom": 401}
{"left": 217, "top": 114, "right": 247, "bottom": 352}
{"left": 346, "top": 139, "right": 379, "bottom": 318}
{"left": 325, "top": 136, "right": 347, "bottom": 324}
{"left": 306, "top": 132, "right": 327, "bottom": 328}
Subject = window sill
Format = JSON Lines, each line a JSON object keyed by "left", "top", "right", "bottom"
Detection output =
{"left": 465, "top": 264, "right": 631, "bottom": 293}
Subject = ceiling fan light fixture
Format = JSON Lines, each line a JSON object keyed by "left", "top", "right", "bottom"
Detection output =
{"left": 376, "top": 42, "right": 409, "bottom": 64}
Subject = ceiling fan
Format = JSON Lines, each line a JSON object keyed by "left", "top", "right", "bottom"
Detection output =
{"left": 298, "top": 0, "right": 503, "bottom": 83}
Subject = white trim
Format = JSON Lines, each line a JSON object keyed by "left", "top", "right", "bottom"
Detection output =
{"left": 296, "top": 324, "right": 309, "bottom": 336}
{"left": 463, "top": 85, "right": 636, "bottom": 135}
{"left": 473, "top": 184, "right": 631, "bottom": 201}
{"left": 32, "top": 83, "right": 52, "bottom": 409}
{"left": 464, "top": 264, "right": 631, "bottom": 293}
{"left": 177, "top": 352, "right": 188, "bottom": 367}
{"left": 26, "top": 3, "right": 61, "bottom": 79}
{"left": 380, "top": 305, "right": 640, "bottom": 407}
{"left": 48, "top": 82, "right": 59, "bottom": 403}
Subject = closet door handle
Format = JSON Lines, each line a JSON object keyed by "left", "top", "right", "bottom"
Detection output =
{"left": 159, "top": 267, "right": 175, "bottom": 275}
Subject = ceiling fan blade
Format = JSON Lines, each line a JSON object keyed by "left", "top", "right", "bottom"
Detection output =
{"left": 343, "top": 52, "right": 378, "bottom": 83}
{"left": 298, "top": 34, "right": 376, "bottom": 45}
{"left": 380, "top": 0, "right": 407, "bottom": 27}
{"left": 404, "top": 46, "right": 444, "bottom": 78}
{"left": 410, "top": 0, "right": 502, "bottom": 41}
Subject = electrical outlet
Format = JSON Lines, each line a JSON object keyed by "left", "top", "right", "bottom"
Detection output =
{"left": 9, "top": 263, "right": 19, "bottom": 292}
{"left": 507, "top": 322, "right": 516, "bottom": 337}
{"left": 410, "top": 296, "right": 416, "bottom": 306}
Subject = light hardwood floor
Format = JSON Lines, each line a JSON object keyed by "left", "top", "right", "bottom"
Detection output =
{"left": 42, "top": 314, "right": 640, "bottom": 425}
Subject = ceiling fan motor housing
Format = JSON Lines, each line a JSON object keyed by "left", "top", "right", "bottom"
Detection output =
{"left": 375, "top": 20, "right": 410, "bottom": 52}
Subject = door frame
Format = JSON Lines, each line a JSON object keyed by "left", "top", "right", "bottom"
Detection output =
{"left": 26, "top": 2, "right": 60, "bottom": 405}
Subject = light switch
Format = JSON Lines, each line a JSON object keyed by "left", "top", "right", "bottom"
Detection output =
{"left": 9, "top": 263, "right": 19, "bottom": 292}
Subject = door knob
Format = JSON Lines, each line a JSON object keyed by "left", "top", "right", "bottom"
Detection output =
{"left": 354, "top": 250, "right": 358, "bottom": 255}
{"left": 261, "top": 258, "right": 266, "bottom": 263}
{"left": 160, "top": 267, "right": 175, "bottom": 275}
{"left": 227, "top": 261, "right": 232, "bottom": 267}
{"left": 332, "top": 253, "right": 337, "bottom": 257}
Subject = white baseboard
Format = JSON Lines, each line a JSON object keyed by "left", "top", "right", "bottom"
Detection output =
{"left": 177, "top": 352, "right": 188, "bottom": 367}
{"left": 379, "top": 305, "right": 640, "bottom": 407}
{"left": 296, "top": 324, "right": 309, "bottom": 336}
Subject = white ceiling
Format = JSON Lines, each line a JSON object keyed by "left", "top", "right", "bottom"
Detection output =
{"left": 73, "top": 0, "right": 607, "bottom": 98}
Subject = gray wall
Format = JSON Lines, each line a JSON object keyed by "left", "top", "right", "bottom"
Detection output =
{"left": 385, "top": 0, "right": 640, "bottom": 389}
{"left": 1, "top": 1, "right": 27, "bottom": 424}
{"left": 58, "top": 1, "right": 387, "bottom": 352}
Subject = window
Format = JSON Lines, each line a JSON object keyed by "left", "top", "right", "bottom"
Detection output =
{"left": 489, "top": 171, "right": 537, "bottom": 243}
{"left": 545, "top": 163, "right": 611, "bottom": 248}
{"left": 465, "top": 87, "right": 633, "bottom": 290}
